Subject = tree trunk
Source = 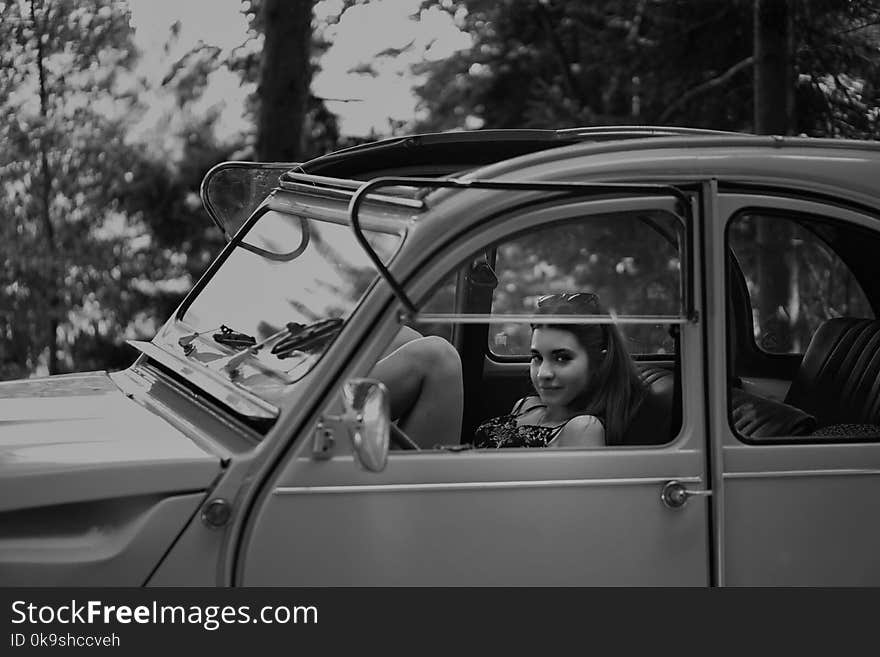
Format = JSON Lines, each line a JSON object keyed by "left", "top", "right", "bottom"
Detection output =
{"left": 31, "top": 0, "right": 58, "bottom": 374}
{"left": 754, "top": 0, "right": 793, "bottom": 135}
{"left": 255, "top": 0, "right": 314, "bottom": 161}
{"left": 754, "top": 0, "right": 795, "bottom": 352}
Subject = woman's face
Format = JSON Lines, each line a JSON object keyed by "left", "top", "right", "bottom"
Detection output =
{"left": 529, "top": 327, "right": 591, "bottom": 410}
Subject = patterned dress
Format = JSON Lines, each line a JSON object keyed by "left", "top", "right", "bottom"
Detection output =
{"left": 473, "top": 399, "right": 603, "bottom": 448}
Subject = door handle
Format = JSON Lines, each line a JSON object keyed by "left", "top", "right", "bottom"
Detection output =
{"left": 661, "top": 480, "right": 712, "bottom": 509}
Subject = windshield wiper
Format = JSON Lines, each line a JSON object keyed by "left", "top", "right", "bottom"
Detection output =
{"left": 178, "top": 324, "right": 258, "bottom": 355}
{"left": 213, "top": 318, "right": 341, "bottom": 379}
{"left": 212, "top": 325, "right": 258, "bottom": 349}
{"left": 272, "top": 318, "right": 343, "bottom": 359}
{"left": 214, "top": 323, "right": 302, "bottom": 377}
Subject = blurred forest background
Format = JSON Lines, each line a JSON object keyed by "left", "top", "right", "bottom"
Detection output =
{"left": 2, "top": 0, "right": 880, "bottom": 380}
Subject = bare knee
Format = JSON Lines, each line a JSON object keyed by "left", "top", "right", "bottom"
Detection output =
{"left": 409, "top": 336, "right": 461, "bottom": 380}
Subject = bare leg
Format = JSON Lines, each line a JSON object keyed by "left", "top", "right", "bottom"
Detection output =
{"left": 381, "top": 325, "right": 424, "bottom": 357}
{"left": 369, "top": 335, "right": 463, "bottom": 448}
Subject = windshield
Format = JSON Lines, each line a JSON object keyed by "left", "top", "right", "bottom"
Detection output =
{"left": 161, "top": 207, "right": 402, "bottom": 406}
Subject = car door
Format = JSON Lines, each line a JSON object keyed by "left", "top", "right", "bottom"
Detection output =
{"left": 709, "top": 189, "right": 880, "bottom": 585}
{"left": 238, "top": 191, "right": 712, "bottom": 585}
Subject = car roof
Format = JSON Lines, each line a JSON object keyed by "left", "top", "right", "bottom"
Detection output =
{"left": 288, "top": 126, "right": 745, "bottom": 180}
{"left": 279, "top": 128, "right": 880, "bottom": 214}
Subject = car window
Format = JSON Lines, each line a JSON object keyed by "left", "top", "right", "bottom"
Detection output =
{"left": 728, "top": 212, "right": 873, "bottom": 354}
{"left": 489, "top": 211, "right": 682, "bottom": 356}
{"left": 397, "top": 207, "right": 686, "bottom": 450}
{"left": 726, "top": 208, "right": 880, "bottom": 444}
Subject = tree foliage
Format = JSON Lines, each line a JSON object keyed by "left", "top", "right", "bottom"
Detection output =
{"left": 413, "top": 0, "right": 880, "bottom": 137}
{"left": 0, "top": 0, "right": 234, "bottom": 380}
{"left": 0, "top": 0, "right": 151, "bottom": 377}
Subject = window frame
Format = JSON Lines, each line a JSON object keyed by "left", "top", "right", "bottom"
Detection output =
{"left": 721, "top": 194, "right": 880, "bottom": 446}
{"left": 401, "top": 192, "right": 698, "bottom": 452}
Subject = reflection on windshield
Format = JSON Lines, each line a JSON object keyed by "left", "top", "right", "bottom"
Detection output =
{"left": 174, "top": 210, "right": 402, "bottom": 402}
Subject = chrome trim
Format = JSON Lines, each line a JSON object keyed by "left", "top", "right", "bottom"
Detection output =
{"left": 556, "top": 126, "right": 744, "bottom": 139}
{"left": 279, "top": 176, "right": 426, "bottom": 209}
{"left": 282, "top": 172, "right": 363, "bottom": 191}
{"left": 127, "top": 340, "right": 279, "bottom": 420}
{"left": 660, "top": 480, "right": 712, "bottom": 509}
{"left": 266, "top": 194, "right": 410, "bottom": 234}
{"left": 723, "top": 469, "right": 880, "bottom": 480}
{"left": 275, "top": 475, "right": 702, "bottom": 495}
{"left": 281, "top": 172, "right": 425, "bottom": 199}
{"left": 413, "top": 313, "right": 692, "bottom": 325}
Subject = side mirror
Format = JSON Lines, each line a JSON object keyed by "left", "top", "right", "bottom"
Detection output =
{"left": 343, "top": 379, "right": 391, "bottom": 472}
{"left": 313, "top": 378, "right": 390, "bottom": 472}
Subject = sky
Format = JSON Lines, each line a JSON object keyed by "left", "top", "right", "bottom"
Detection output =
{"left": 127, "top": 0, "right": 470, "bottom": 140}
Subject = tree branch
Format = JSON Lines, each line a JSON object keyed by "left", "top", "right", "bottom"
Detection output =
{"left": 626, "top": 0, "right": 647, "bottom": 46}
{"left": 658, "top": 56, "right": 754, "bottom": 124}
{"left": 534, "top": 2, "right": 581, "bottom": 106}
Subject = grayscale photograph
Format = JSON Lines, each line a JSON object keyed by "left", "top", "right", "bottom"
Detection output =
{"left": 2, "top": 0, "right": 880, "bottom": 589}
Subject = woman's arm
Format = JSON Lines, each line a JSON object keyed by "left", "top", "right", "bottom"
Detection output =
{"left": 552, "top": 415, "right": 605, "bottom": 448}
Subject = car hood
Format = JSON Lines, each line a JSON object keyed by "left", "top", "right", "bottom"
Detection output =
{"left": 0, "top": 371, "right": 222, "bottom": 512}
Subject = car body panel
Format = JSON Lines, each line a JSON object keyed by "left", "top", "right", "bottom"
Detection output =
{"left": 0, "top": 371, "right": 221, "bottom": 512}
{"left": 0, "top": 372, "right": 223, "bottom": 585}
{"left": 0, "top": 492, "right": 207, "bottom": 586}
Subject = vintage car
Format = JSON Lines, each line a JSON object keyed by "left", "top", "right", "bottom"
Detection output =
{"left": 3, "top": 126, "right": 880, "bottom": 586}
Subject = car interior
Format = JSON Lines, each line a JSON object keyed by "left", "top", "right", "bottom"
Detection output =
{"left": 408, "top": 236, "right": 684, "bottom": 449}
{"left": 725, "top": 212, "right": 880, "bottom": 442}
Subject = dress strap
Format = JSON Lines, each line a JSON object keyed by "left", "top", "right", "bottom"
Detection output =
{"left": 512, "top": 397, "right": 545, "bottom": 417}
{"left": 547, "top": 414, "right": 604, "bottom": 443}
{"left": 547, "top": 416, "right": 576, "bottom": 436}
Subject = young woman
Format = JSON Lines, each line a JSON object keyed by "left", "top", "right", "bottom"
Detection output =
{"left": 370, "top": 292, "right": 644, "bottom": 449}
{"left": 473, "top": 292, "right": 645, "bottom": 448}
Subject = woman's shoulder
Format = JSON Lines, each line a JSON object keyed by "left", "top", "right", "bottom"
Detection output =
{"left": 565, "top": 414, "right": 604, "bottom": 430}
{"left": 553, "top": 414, "right": 605, "bottom": 447}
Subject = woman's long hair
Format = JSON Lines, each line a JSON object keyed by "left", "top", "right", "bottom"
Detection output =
{"left": 532, "top": 293, "right": 645, "bottom": 446}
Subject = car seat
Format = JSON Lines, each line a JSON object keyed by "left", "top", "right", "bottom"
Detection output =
{"left": 620, "top": 363, "right": 679, "bottom": 445}
{"left": 784, "top": 317, "right": 880, "bottom": 427}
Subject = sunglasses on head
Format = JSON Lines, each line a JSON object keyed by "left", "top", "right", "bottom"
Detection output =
{"left": 536, "top": 292, "right": 599, "bottom": 309}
